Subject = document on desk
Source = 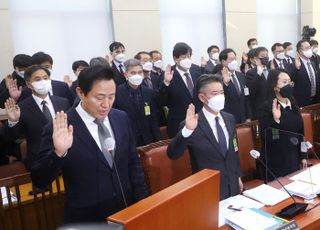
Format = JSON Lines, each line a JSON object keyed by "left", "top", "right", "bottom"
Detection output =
{"left": 242, "top": 184, "right": 290, "bottom": 206}
{"left": 225, "top": 208, "right": 286, "bottom": 230}
{"left": 290, "top": 166, "right": 320, "bottom": 185}
{"left": 1, "top": 187, "right": 17, "bottom": 206}
{"left": 219, "top": 194, "right": 264, "bottom": 227}
{"left": 284, "top": 180, "right": 320, "bottom": 199}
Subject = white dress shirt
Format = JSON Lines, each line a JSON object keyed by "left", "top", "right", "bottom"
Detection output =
{"left": 32, "top": 94, "right": 56, "bottom": 118}
{"left": 75, "top": 102, "right": 115, "bottom": 151}
{"left": 182, "top": 107, "right": 229, "bottom": 149}
{"left": 113, "top": 60, "right": 124, "bottom": 73}
{"left": 176, "top": 66, "right": 194, "bottom": 88}
{"left": 301, "top": 58, "right": 316, "bottom": 83}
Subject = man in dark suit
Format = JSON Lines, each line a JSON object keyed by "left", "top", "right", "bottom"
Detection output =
{"left": 156, "top": 42, "right": 201, "bottom": 138}
{"left": 201, "top": 45, "right": 220, "bottom": 74}
{"left": 70, "top": 60, "right": 89, "bottom": 98}
{"left": 246, "top": 47, "right": 270, "bottom": 119}
{"left": 310, "top": 39, "right": 320, "bottom": 73}
{"left": 4, "top": 65, "right": 70, "bottom": 171}
{"left": 240, "top": 38, "right": 258, "bottom": 73}
{"left": 109, "top": 41, "right": 127, "bottom": 86}
{"left": 219, "top": 48, "right": 251, "bottom": 124}
{"left": 291, "top": 40, "right": 320, "bottom": 107}
{"left": 268, "top": 43, "right": 288, "bottom": 70}
{"left": 150, "top": 50, "right": 164, "bottom": 80}
{"left": 31, "top": 65, "right": 148, "bottom": 223}
{"left": 0, "top": 54, "right": 31, "bottom": 108}
{"left": 167, "top": 74, "right": 243, "bottom": 200}
{"left": 113, "top": 59, "right": 160, "bottom": 146}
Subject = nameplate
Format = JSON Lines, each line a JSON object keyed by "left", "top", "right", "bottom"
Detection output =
{"left": 273, "top": 220, "right": 299, "bottom": 230}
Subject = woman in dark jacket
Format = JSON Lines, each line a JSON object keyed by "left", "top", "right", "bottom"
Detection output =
{"left": 257, "top": 69, "right": 307, "bottom": 182}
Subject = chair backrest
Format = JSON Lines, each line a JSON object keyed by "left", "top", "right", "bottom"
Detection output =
{"left": 137, "top": 140, "right": 192, "bottom": 194}
{"left": 301, "top": 112, "right": 314, "bottom": 145}
{"left": 236, "top": 124, "right": 257, "bottom": 181}
{"left": 0, "top": 173, "right": 64, "bottom": 230}
{"left": 301, "top": 103, "right": 320, "bottom": 144}
{"left": 159, "top": 126, "right": 169, "bottom": 140}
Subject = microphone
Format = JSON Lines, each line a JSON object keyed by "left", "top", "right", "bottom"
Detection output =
{"left": 250, "top": 150, "right": 308, "bottom": 218}
{"left": 104, "top": 137, "right": 128, "bottom": 208}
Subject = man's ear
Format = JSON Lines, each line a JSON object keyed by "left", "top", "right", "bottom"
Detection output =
{"left": 76, "top": 87, "right": 84, "bottom": 99}
{"left": 198, "top": 93, "right": 206, "bottom": 104}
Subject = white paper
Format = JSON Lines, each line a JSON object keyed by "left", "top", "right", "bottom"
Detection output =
{"left": 290, "top": 164, "right": 320, "bottom": 185}
{"left": 1, "top": 187, "right": 17, "bottom": 206}
{"left": 242, "top": 184, "right": 290, "bottom": 206}
{"left": 219, "top": 194, "right": 264, "bottom": 227}
{"left": 284, "top": 180, "right": 320, "bottom": 199}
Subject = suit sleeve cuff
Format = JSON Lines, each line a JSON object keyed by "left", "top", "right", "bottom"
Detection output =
{"left": 181, "top": 126, "right": 194, "bottom": 138}
{"left": 8, "top": 120, "right": 19, "bottom": 127}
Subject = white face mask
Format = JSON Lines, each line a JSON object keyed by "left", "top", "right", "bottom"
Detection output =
{"left": 211, "top": 52, "right": 219, "bottom": 61}
{"left": 251, "top": 44, "right": 258, "bottom": 49}
{"left": 115, "top": 53, "right": 125, "bottom": 63}
{"left": 227, "top": 60, "right": 238, "bottom": 72}
{"left": 276, "top": 52, "right": 286, "bottom": 60}
{"left": 153, "top": 60, "right": 163, "bottom": 69}
{"left": 31, "top": 79, "right": 52, "bottom": 95}
{"left": 286, "top": 50, "right": 295, "bottom": 58}
{"left": 303, "top": 49, "right": 313, "bottom": 58}
{"left": 142, "top": 61, "right": 153, "bottom": 72}
{"left": 180, "top": 58, "right": 192, "bottom": 70}
{"left": 15, "top": 70, "right": 25, "bottom": 78}
{"left": 128, "top": 74, "right": 143, "bottom": 86}
{"left": 207, "top": 94, "right": 225, "bottom": 112}
{"left": 313, "top": 47, "right": 319, "bottom": 54}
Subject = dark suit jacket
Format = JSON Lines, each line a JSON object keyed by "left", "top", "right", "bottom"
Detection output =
{"left": 5, "top": 95, "right": 70, "bottom": 171}
{"left": 0, "top": 72, "right": 26, "bottom": 108}
{"left": 156, "top": 66, "right": 201, "bottom": 138}
{"left": 31, "top": 108, "right": 148, "bottom": 223}
{"left": 204, "top": 60, "right": 217, "bottom": 74}
{"left": 245, "top": 67, "right": 268, "bottom": 119}
{"left": 311, "top": 54, "right": 320, "bottom": 74}
{"left": 112, "top": 61, "right": 126, "bottom": 86}
{"left": 291, "top": 58, "right": 320, "bottom": 107}
{"left": 222, "top": 71, "right": 251, "bottom": 123}
{"left": 113, "top": 83, "right": 160, "bottom": 146}
{"left": 167, "top": 110, "right": 242, "bottom": 200}
{"left": 19, "top": 80, "right": 75, "bottom": 105}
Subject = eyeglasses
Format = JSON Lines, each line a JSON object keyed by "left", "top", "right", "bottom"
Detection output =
{"left": 279, "top": 81, "right": 294, "bottom": 87}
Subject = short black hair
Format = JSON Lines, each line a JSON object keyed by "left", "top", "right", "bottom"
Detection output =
{"left": 309, "top": 39, "right": 319, "bottom": 46}
{"left": 78, "top": 66, "right": 115, "bottom": 96}
{"left": 207, "top": 45, "right": 220, "bottom": 54}
{"left": 173, "top": 42, "right": 192, "bottom": 58}
{"left": 296, "top": 40, "right": 310, "bottom": 51}
{"left": 219, "top": 48, "right": 236, "bottom": 62}
{"left": 283, "top": 42, "right": 292, "bottom": 49}
{"left": 24, "top": 65, "right": 50, "bottom": 82}
{"left": 271, "top": 43, "right": 283, "bottom": 52}
{"left": 134, "top": 51, "right": 150, "bottom": 60}
{"left": 149, "top": 50, "right": 161, "bottom": 58}
{"left": 196, "top": 74, "right": 223, "bottom": 94}
{"left": 13, "top": 54, "right": 31, "bottom": 68}
{"left": 247, "top": 38, "right": 257, "bottom": 47}
{"left": 253, "top": 47, "right": 268, "bottom": 57}
{"left": 109, "top": 42, "right": 125, "bottom": 52}
{"left": 31, "top": 52, "right": 53, "bottom": 65}
{"left": 72, "top": 60, "right": 89, "bottom": 72}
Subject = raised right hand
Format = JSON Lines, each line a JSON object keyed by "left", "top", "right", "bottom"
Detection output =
{"left": 6, "top": 77, "right": 22, "bottom": 101}
{"left": 53, "top": 111, "right": 73, "bottom": 157}
{"left": 5, "top": 98, "right": 20, "bottom": 122}
{"left": 185, "top": 104, "right": 198, "bottom": 130}
{"left": 164, "top": 64, "right": 174, "bottom": 85}
{"left": 295, "top": 53, "right": 301, "bottom": 70}
{"left": 272, "top": 98, "right": 281, "bottom": 122}
{"left": 222, "top": 67, "right": 231, "bottom": 85}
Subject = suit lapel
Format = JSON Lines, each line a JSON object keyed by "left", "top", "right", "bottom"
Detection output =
{"left": 173, "top": 68, "right": 192, "bottom": 99}
{"left": 198, "top": 111, "right": 225, "bottom": 157}
{"left": 107, "top": 110, "right": 120, "bottom": 164}
{"left": 27, "top": 97, "right": 48, "bottom": 124}
{"left": 220, "top": 111, "right": 234, "bottom": 156}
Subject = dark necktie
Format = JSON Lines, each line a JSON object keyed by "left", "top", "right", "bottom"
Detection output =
{"left": 279, "top": 61, "right": 284, "bottom": 69}
{"left": 215, "top": 117, "right": 227, "bottom": 156}
{"left": 119, "top": 64, "right": 124, "bottom": 76}
{"left": 94, "top": 119, "right": 114, "bottom": 167}
{"left": 41, "top": 100, "right": 53, "bottom": 121}
{"left": 184, "top": 73, "right": 194, "bottom": 97}
{"left": 307, "top": 62, "right": 316, "bottom": 97}
{"left": 144, "top": 77, "right": 153, "bottom": 89}
{"left": 231, "top": 73, "right": 241, "bottom": 95}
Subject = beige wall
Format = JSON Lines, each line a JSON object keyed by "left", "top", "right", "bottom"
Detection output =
{"left": 111, "top": 0, "right": 162, "bottom": 59}
{"left": 225, "top": 0, "right": 257, "bottom": 63}
{"left": 0, "top": 0, "right": 14, "bottom": 79}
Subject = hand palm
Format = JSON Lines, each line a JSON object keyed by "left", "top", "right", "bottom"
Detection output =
{"left": 53, "top": 128, "right": 73, "bottom": 154}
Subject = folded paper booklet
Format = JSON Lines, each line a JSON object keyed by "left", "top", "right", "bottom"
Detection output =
{"left": 225, "top": 208, "right": 287, "bottom": 230}
{"left": 284, "top": 180, "right": 320, "bottom": 200}
{"left": 242, "top": 184, "right": 290, "bottom": 206}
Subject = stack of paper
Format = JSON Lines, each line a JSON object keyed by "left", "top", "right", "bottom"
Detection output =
{"left": 242, "top": 184, "right": 290, "bottom": 206}
{"left": 1, "top": 187, "right": 17, "bottom": 205}
{"left": 219, "top": 195, "right": 264, "bottom": 227}
{"left": 225, "top": 208, "right": 286, "bottom": 230}
{"left": 284, "top": 180, "right": 320, "bottom": 200}
{"left": 290, "top": 166, "right": 320, "bottom": 185}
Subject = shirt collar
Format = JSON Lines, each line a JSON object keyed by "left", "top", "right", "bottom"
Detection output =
{"left": 278, "top": 99, "right": 292, "bottom": 109}
{"left": 75, "top": 102, "right": 111, "bottom": 127}
{"left": 32, "top": 94, "right": 50, "bottom": 106}
{"left": 300, "top": 57, "right": 311, "bottom": 65}
{"left": 175, "top": 65, "right": 190, "bottom": 77}
{"left": 202, "top": 106, "right": 222, "bottom": 122}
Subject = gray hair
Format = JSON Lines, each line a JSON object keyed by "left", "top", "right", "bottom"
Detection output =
{"left": 89, "top": 57, "right": 110, "bottom": 67}
{"left": 196, "top": 74, "right": 223, "bottom": 94}
{"left": 123, "top": 58, "right": 142, "bottom": 72}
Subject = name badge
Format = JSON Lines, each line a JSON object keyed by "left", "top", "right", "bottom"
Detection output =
{"left": 144, "top": 103, "right": 151, "bottom": 116}
{"left": 244, "top": 87, "right": 250, "bottom": 96}
{"left": 233, "top": 137, "right": 238, "bottom": 152}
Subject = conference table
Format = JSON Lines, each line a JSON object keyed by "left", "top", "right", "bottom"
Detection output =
{"left": 219, "top": 159, "right": 320, "bottom": 230}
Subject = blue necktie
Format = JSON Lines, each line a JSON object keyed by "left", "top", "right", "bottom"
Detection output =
{"left": 215, "top": 117, "right": 227, "bottom": 156}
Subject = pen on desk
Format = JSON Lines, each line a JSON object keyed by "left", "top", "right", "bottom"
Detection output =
{"left": 227, "top": 205, "right": 242, "bottom": 211}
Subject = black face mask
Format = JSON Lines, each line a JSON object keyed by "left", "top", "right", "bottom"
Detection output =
{"left": 279, "top": 84, "right": 294, "bottom": 98}
{"left": 259, "top": 57, "right": 269, "bottom": 66}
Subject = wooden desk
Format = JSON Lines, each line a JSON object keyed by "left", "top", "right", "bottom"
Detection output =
{"left": 219, "top": 160, "right": 320, "bottom": 230}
